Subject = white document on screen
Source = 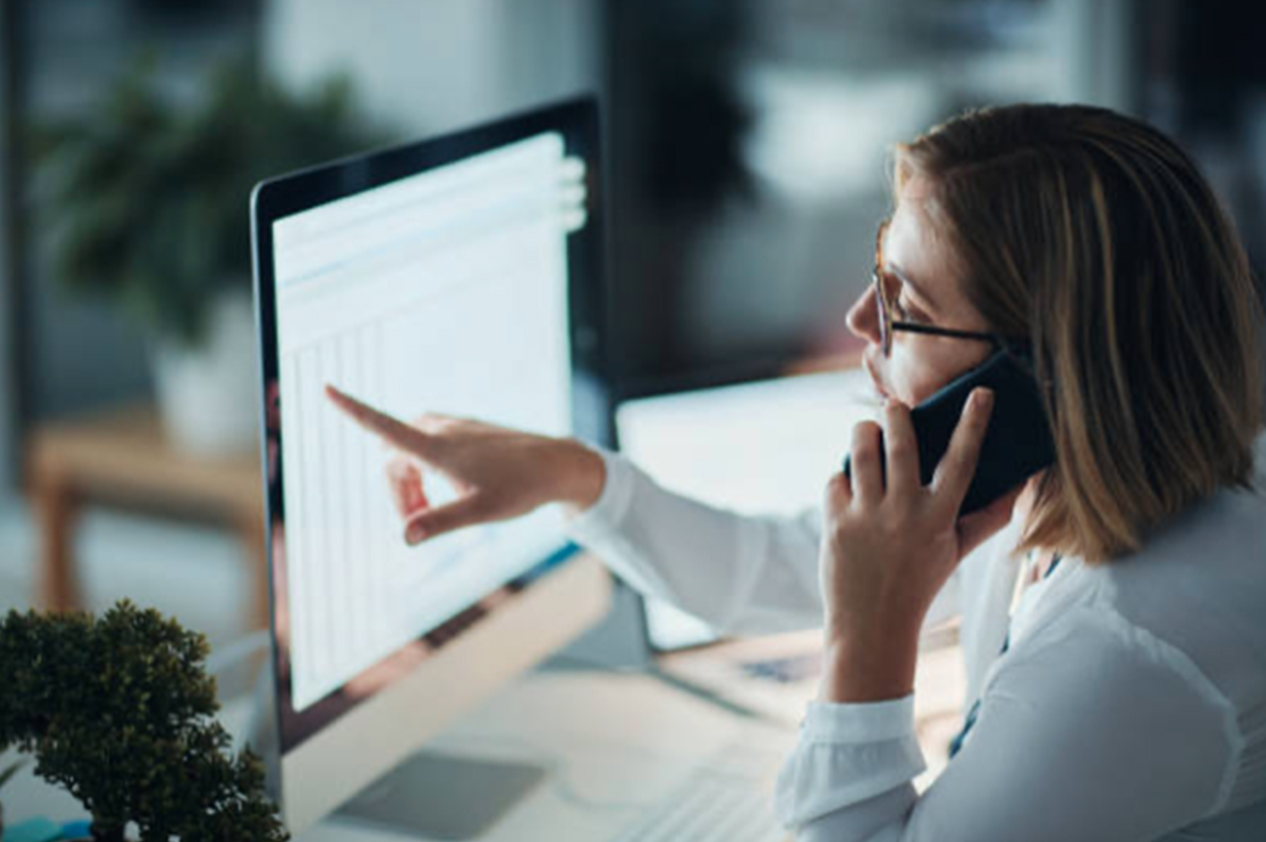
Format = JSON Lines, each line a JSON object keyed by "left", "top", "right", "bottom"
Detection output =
{"left": 272, "top": 133, "right": 584, "bottom": 711}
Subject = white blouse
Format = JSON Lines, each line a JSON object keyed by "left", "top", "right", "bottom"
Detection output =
{"left": 564, "top": 433, "right": 1266, "bottom": 841}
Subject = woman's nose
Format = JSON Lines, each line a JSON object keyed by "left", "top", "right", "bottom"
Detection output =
{"left": 846, "top": 285, "right": 883, "bottom": 347}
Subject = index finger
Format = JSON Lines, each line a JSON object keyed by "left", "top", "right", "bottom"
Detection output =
{"left": 325, "top": 384, "right": 434, "bottom": 458}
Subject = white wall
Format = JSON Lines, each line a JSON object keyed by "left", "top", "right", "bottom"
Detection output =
{"left": 263, "top": 0, "right": 601, "bottom": 136}
{"left": 1049, "top": 0, "right": 1142, "bottom": 114}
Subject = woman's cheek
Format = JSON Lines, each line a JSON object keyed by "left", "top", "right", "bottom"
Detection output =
{"left": 893, "top": 361, "right": 940, "bottom": 406}
{"left": 910, "top": 374, "right": 945, "bottom": 406}
{"left": 894, "top": 345, "right": 989, "bottom": 406}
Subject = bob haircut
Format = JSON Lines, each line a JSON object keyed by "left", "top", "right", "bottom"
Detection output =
{"left": 895, "top": 103, "right": 1265, "bottom": 563}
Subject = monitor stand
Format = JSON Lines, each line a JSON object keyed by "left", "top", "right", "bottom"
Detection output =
{"left": 335, "top": 749, "right": 548, "bottom": 840}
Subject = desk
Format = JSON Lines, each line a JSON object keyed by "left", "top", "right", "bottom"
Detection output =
{"left": 25, "top": 404, "right": 268, "bottom": 628}
{"left": 3, "top": 658, "right": 970, "bottom": 839}
{"left": 1, "top": 667, "right": 795, "bottom": 841}
{"left": 299, "top": 669, "right": 795, "bottom": 841}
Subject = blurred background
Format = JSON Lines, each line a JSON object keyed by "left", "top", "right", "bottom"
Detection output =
{"left": 1, "top": 0, "right": 1264, "bottom": 661}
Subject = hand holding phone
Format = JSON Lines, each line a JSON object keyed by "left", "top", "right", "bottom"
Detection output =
{"left": 843, "top": 349, "right": 1055, "bottom": 516}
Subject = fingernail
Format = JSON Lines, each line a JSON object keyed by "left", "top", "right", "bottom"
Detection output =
{"left": 976, "top": 388, "right": 995, "bottom": 411}
{"left": 406, "top": 524, "right": 426, "bottom": 544}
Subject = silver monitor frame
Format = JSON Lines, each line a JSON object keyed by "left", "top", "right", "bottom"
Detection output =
{"left": 249, "top": 97, "right": 612, "bottom": 835}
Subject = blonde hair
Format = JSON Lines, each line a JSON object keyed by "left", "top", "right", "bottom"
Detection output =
{"left": 896, "top": 104, "right": 1265, "bottom": 563}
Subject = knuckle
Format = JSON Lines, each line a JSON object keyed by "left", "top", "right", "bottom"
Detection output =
{"left": 887, "top": 436, "right": 915, "bottom": 458}
{"left": 411, "top": 428, "right": 439, "bottom": 450}
{"left": 426, "top": 509, "right": 456, "bottom": 533}
{"left": 463, "top": 494, "right": 492, "bottom": 520}
{"left": 413, "top": 413, "right": 450, "bottom": 434}
{"left": 893, "top": 492, "right": 923, "bottom": 518}
{"left": 852, "top": 431, "right": 880, "bottom": 459}
{"left": 825, "top": 514, "right": 853, "bottom": 542}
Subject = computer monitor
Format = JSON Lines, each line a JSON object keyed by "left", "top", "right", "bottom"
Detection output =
{"left": 615, "top": 368, "right": 878, "bottom": 652}
{"left": 250, "top": 98, "right": 613, "bottom": 836}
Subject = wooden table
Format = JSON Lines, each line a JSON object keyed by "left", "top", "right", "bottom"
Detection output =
{"left": 25, "top": 404, "right": 269, "bottom": 629}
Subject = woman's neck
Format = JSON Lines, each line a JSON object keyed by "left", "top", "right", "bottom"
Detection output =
{"left": 1013, "top": 470, "right": 1059, "bottom": 580}
{"left": 1013, "top": 470, "right": 1045, "bottom": 527}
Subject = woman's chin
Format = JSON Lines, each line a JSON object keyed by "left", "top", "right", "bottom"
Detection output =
{"left": 856, "top": 381, "right": 886, "bottom": 411}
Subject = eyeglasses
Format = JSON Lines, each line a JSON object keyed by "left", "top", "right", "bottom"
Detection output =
{"left": 873, "top": 219, "right": 1002, "bottom": 357}
{"left": 873, "top": 220, "right": 1003, "bottom": 356}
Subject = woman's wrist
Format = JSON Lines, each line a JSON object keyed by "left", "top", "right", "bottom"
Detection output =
{"left": 818, "top": 627, "right": 920, "bottom": 704}
{"left": 555, "top": 438, "right": 606, "bottom": 512}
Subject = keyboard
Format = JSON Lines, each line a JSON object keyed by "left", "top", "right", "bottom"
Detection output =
{"left": 610, "top": 747, "right": 786, "bottom": 842}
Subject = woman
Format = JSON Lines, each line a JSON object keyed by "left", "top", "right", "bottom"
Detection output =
{"left": 328, "top": 104, "right": 1266, "bottom": 840}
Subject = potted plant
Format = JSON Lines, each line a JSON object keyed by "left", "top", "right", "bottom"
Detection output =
{"left": 0, "top": 600, "right": 289, "bottom": 841}
{"left": 34, "top": 55, "right": 386, "bottom": 455}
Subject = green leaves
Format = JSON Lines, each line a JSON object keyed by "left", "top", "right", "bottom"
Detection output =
{"left": 0, "top": 600, "right": 288, "bottom": 841}
{"left": 33, "top": 53, "right": 390, "bottom": 346}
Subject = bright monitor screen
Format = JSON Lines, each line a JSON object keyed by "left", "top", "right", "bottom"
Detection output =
{"left": 271, "top": 132, "right": 586, "bottom": 712}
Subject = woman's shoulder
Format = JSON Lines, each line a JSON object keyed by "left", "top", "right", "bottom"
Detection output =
{"left": 1101, "top": 429, "right": 1265, "bottom": 592}
{"left": 995, "top": 596, "right": 1257, "bottom": 822}
{"left": 1055, "top": 453, "right": 1266, "bottom": 712}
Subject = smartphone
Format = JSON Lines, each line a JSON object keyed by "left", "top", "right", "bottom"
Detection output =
{"left": 843, "top": 349, "right": 1056, "bottom": 516}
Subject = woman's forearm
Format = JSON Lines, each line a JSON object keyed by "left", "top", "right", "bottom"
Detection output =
{"left": 563, "top": 447, "right": 827, "bottom": 635}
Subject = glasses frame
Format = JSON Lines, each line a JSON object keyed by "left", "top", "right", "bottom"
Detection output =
{"left": 872, "top": 219, "right": 1012, "bottom": 358}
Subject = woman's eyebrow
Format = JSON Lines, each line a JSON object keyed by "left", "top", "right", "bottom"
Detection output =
{"left": 886, "top": 263, "right": 940, "bottom": 314}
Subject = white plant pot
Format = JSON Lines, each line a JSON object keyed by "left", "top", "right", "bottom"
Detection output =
{"left": 151, "top": 290, "right": 260, "bottom": 458}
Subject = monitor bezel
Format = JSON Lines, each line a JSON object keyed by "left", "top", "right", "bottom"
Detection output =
{"left": 250, "top": 96, "right": 608, "bottom": 755}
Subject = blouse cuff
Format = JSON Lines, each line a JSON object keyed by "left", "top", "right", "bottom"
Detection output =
{"left": 776, "top": 695, "right": 925, "bottom": 829}
{"left": 563, "top": 444, "right": 636, "bottom": 540}
{"left": 801, "top": 695, "right": 917, "bottom": 743}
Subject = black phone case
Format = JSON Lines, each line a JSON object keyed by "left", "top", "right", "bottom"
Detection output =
{"left": 843, "top": 349, "right": 1056, "bottom": 516}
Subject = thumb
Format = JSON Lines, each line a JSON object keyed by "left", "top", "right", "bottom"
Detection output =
{"left": 956, "top": 485, "right": 1023, "bottom": 558}
{"left": 403, "top": 495, "right": 487, "bottom": 544}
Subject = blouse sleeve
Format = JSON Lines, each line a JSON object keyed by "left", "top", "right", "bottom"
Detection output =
{"left": 565, "top": 446, "right": 963, "bottom": 638}
{"left": 775, "top": 607, "right": 1238, "bottom": 841}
